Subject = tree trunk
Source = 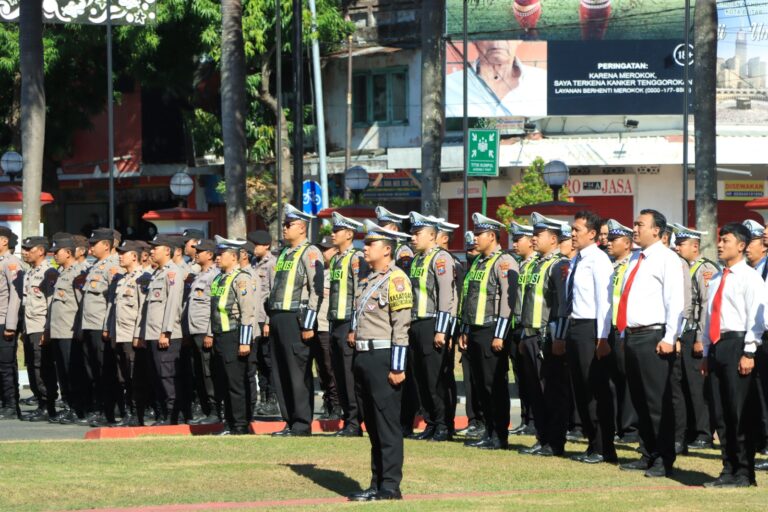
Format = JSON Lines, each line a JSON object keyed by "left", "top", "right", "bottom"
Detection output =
{"left": 220, "top": 0, "right": 248, "bottom": 238}
{"left": 20, "top": 1, "right": 45, "bottom": 238}
{"left": 420, "top": 0, "right": 445, "bottom": 216}
{"left": 693, "top": 0, "right": 717, "bottom": 259}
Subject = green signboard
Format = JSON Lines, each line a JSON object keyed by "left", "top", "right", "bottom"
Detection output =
{"left": 467, "top": 128, "right": 499, "bottom": 178}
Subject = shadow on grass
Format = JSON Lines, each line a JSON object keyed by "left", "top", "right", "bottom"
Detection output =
{"left": 666, "top": 466, "right": 712, "bottom": 487}
{"left": 285, "top": 463, "right": 363, "bottom": 496}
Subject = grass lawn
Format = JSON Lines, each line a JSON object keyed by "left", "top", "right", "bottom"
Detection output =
{"left": 1, "top": 435, "right": 767, "bottom": 511}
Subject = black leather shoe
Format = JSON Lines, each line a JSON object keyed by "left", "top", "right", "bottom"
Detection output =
{"left": 572, "top": 451, "right": 609, "bottom": 464}
{"left": 25, "top": 409, "right": 50, "bottom": 422}
{"left": 508, "top": 423, "right": 528, "bottom": 435}
{"left": 429, "top": 427, "right": 451, "bottom": 442}
{"left": 703, "top": 473, "right": 736, "bottom": 488}
{"left": 48, "top": 411, "right": 70, "bottom": 424}
{"left": 334, "top": 426, "right": 363, "bottom": 437}
{"left": 620, "top": 457, "right": 652, "bottom": 471}
{"left": 272, "top": 427, "right": 293, "bottom": 437}
{"left": 415, "top": 426, "right": 435, "bottom": 440}
{"left": 57, "top": 410, "right": 79, "bottom": 425}
{"left": 464, "top": 436, "right": 490, "bottom": 448}
{"left": 615, "top": 432, "right": 640, "bottom": 444}
{"left": 465, "top": 424, "right": 486, "bottom": 439}
{"left": 518, "top": 442, "right": 543, "bottom": 455}
{"left": 76, "top": 412, "right": 98, "bottom": 426}
{"left": 674, "top": 441, "right": 688, "bottom": 455}
{"left": 566, "top": 429, "right": 583, "bottom": 441}
{"left": 20, "top": 396, "right": 37, "bottom": 407}
{"left": 216, "top": 429, "right": 233, "bottom": 436}
{"left": 151, "top": 419, "right": 171, "bottom": 426}
{"left": 347, "top": 487, "right": 378, "bottom": 502}
{"left": 194, "top": 414, "right": 223, "bottom": 426}
{"left": 533, "top": 444, "right": 561, "bottom": 457}
{"left": 569, "top": 450, "right": 591, "bottom": 462}
{"left": 477, "top": 437, "right": 508, "bottom": 450}
{"left": 0, "top": 407, "right": 18, "bottom": 419}
{"left": 644, "top": 461, "right": 672, "bottom": 478}
{"left": 283, "top": 430, "right": 311, "bottom": 437}
{"left": 755, "top": 460, "right": 768, "bottom": 471}
{"left": 687, "top": 439, "right": 714, "bottom": 450}
{"left": 372, "top": 489, "right": 402, "bottom": 501}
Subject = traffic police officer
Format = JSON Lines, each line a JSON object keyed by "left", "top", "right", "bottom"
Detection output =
{"left": 140, "top": 234, "right": 186, "bottom": 425}
{"left": 21, "top": 236, "right": 59, "bottom": 422}
{"left": 459, "top": 213, "right": 518, "bottom": 451}
{"left": 376, "top": 206, "right": 414, "bottom": 273}
{"left": 328, "top": 212, "right": 368, "bottom": 436}
{"left": 80, "top": 228, "right": 121, "bottom": 426}
{"left": 436, "top": 218, "right": 461, "bottom": 434}
{"left": 48, "top": 237, "right": 85, "bottom": 424}
{"left": 269, "top": 204, "right": 324, "bottom": 436}
{"left": 0, "top": 227, "right": 22, "bottom": 420}
{"left": 407, "top": 212, "right": 454, "bottom": 441}
{"left": 347, "top": 221, "right": 412, "bottom": 502}
{"left": 210, "top": 236, "right": 258, "bottom": 435}
{"left": 517, "top": 213, "right": 569, "bottom": 457}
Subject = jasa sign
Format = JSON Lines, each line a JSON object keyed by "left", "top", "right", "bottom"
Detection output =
{"left": 566, "top": 176, "right": 635, "bottom": 197}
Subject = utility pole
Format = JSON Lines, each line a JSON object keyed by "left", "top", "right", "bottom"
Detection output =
{"left": 292, "top": 0, "right": 303, "bottom": 207}
{"left": 344, "top": 15, "right": 353, "bottom": 200}
{"left": 693, "top": 0, "right": 717, "bottom": 259}
{"left": 421, "top": 0, "right": 445, "bottom": 217}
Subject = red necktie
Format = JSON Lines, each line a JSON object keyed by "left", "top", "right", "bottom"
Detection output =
{"left": 616, "top": 253, "right": 644, "bottom": 332}
{"left": 708, "top": 268, "right": 731, "bottom": 344}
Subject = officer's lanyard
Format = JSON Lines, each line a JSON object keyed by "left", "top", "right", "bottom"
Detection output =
{"left": 518, "top": 255, "right": 539, "bottom": 299}
{"left": 611, "top": 258, "right": 630, "bottom": 327}
{"left": 531, "top": 254, "right": 561, "bottom": 329}
{"left": 352, "top": 268, "right": 392, "bottom": 332}
{"left": 411, "top": 246, "right": 440, "bottom": 317}
{"left": 459, "top": 250, "right": 501, "bottom": 323}
{"left": 276, "top": 242, "right": 309, "bottom": 309}
{"left": 212, "top": 269, "right": 242, "bottom": 331}
{"left": 331, "top": 249, "right": 355, "bottom": 320}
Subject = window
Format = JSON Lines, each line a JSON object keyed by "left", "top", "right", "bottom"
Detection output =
{"left": 352, "top": 68, "right": 408, "bottom": 126}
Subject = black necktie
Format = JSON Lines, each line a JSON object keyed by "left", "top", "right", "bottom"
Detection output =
{"left": 566, "top": 253, "right": 581, "bottom": 316}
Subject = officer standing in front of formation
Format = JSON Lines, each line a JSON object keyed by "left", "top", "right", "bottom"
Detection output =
{"left": 509, "top": 221, "right": 538, "bottom": 437}
{"left": 209, "top": 236, "right": 258, "bottom": 436}
{"left": 80, "top": 228, "right": 121, "bottom": 426}
{"left": 141, "top": 235, "right": 185, "bottom": 425}
{"left": 617, "top": 209, "right": 684, "bottom": 478}
{"left": 517, "top": 213, "right": 569, "bottom": 457}
{"left": 48, "top": 237, "right": 85, "bottom": 424}
{"left": 0, "top": 227, "right": 22, "bottom": 420}
{"left": 407, "top": 212, "right": 455, "bottom": 442}
{"left": 459, "top": 213, "right": 518, "bottom": 451}
{"left": 328, "top": 212, "right": 368, "bottom": 437}
{"left": 375, "top": 206, "right": 414, "bottom": 273}
{"left": 701, "top": 222, "right": 764, "bottom": 488}
{"left": 347, "top": 221, "right": 412, "bottom": 502}
{"left": 604, "top": 219, "right": 639, "bottom": 443}
{"left": 248, "top": 230, "right": 278, "bottom": 416}
{"left": 672, "top": 223, "right": 719, "bottom": 451}
{"left": 185, "top": 239, "right": 221, "bottom": 425}
{"left": 566, "top": 211, "right": 617, "bottom": 464}
{"left": 21, "top": 236, "right": 59, "bottom": 422}
{"left": 269, "top": 204, "right": 324, "bottom": 437}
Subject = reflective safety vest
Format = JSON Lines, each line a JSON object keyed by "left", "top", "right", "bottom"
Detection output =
{"left": 410, "top": 247, "right": 439, "bottom": 318}
{"left": 611, "top": 259, "right": 630, "bottom": 327}
{"left": 461, "top": 251, "right": 502, "bottom": 326}
{"left": 270, "top": 243, "right": 309, "bottom": 311}
{"left": 530, "top": 257, "right": 560, "bottom": 329}
{"left": 210, "top": 269, "right": 242, "bottom": 333}
{"left": 329, "top": 250, "right": 355, "bottom": 321}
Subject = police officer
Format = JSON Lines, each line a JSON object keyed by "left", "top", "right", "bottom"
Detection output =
{"left": 347, "top": 221, "right": 412, "bottom": 502}
{"left": 316, "top": 236, "right": 341, "bottom": 420}
{"left": 269, "top": 204, "right": 324, "bottom": 436}
{"left": 184, "top": 239, "right": 221, "bottom": 425}
{"left": 248, "top": 230, "right": 278, "bottom": 416}
{"left": 48, "top": 237, "right": 85, "bottom": 424}
{"left": 376, "top": 206, "right": 414, "bottom": 274}
{"left": 509, "top": 221, "right": 538, "bottom": 436}
{"left": 72, "top": 235, "right": 90, "bottom": 269}
{"left": 181, "top": 229, "right": 205, "bottom": 275}
{"left": 103, "top": 241, "right": 150, "bottom": 427}
{"left": 459, "top": 213, "right": 518, "bottom": 451}
{"left": 0, "top": 227, "right": 22, "bottom": 420}
{"left": 436, "top": 219, "right": 460, "bottom": 435}
{"left": 140, "top": 235, "right": 186, "bottom": 425}
{"left": 80, "top": 228, "right": 121, "bottom": 426}
{"left": 672, "top": 223, "right": 718, "bottom": 451}
{"left": 209, "top": 236, "right": 258, "bottom": 435}
{"left": 406, "top": 212, "right": 454, "bottom": 442}
{"left": 517, "top": 213, "right": 569, "bottom": 457}
{"left": 328, "top": 212, "right": 368, "bottom": 436}
{"left": 20, "top": 236, "right": 59, "bottom": 422}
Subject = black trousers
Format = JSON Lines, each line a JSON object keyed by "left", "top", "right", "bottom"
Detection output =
{"left": 468, "top": 325, "right": 510, "bottom": 443}
{"left": 678, "top": 330, "right": 711, "bottom": 443}
{"left": 82, "top": 329, "right": 110, "bottom": 413}
{"left": 256, "top": 324, "right": 273, "bottom": 396}
{"left": 114, "top": 342, "right": 135, "bottom": 415}
{"left": 23, "top": 332, "right": 57, "bottom": 412}
{"left": 443, "top": 335, "right": 457, "bottom": 431}
{"left": 708, "top": 336, "right": 758, "bottom": 481}
{"left": 460, "top": 347, "right": 483, "bottom": 424}
{"left": 354, "top": 348, "right": 403, "bottom": 493}
{"left": 270, "top": 311, "right": 314, "bottom": 433}
{"left": 214, "top": 330, "right": 254, "bottom": 432}
{"left": 313, "top": 330, "right": 338, "bottom": 409}
{"left": 608, "top": 329, "right": 638, "bottom": 436}
{"left": 510, "top": 327, "right": 532, "bottom": 426}
{"left": 625, "top": 329, "right": 676, "bottom": 466}
{"left": 132, "top": 346, "right": 154, "bottom": 425}
{"left": 149, "top": 338, "right": 183, "bottom": 422}
{"left": 752, "top": 338, "right": 768, "bottom": 447}
{"left": 330, "top": 320, "right": 360, "bottom": 429}
{"left": 520, "top": 334, "right": 568, "bottom": 452}
{"left": 566, "top": 319, "right": 616, "bottom": 457}
{"left": 52, "top": 338, "right": 86, "bottom": 414}
{"left": 190, "top": 333, "right": 217, "bottom": 415}
{"left": 409, "top": 318, "right": 449, "bottom": 430}
{"left": 0, "top": 328, "right": 19, "bottom": 408}
{"left": 399, "top": 341, "right": 421, "bottom": 432}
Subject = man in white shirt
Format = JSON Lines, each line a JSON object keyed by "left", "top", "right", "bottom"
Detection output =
{"left": 566, "top": 211, "right": 616, "bottom": 464}
{"left": 445, "top": 40, "right": 547, "bottom": 118}
{"left": 616, "top": 209, "right": 684, "bottom": 478}
{"left": 701, "top": 222, "right": 764, "bottom": 488}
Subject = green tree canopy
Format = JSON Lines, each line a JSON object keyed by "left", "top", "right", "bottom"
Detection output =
{"left": 496, "top": 157, "right": 570, "bottom": 226}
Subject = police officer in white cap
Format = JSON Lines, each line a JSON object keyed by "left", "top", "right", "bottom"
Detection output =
{"left": 269, "top": 204, "right": 324, "bottom": 436}
{"left": 376, "top": 206, "right": 414, "bottom": 274}
{"left": 436, "top": 218, "right": 461, "bottom": 434}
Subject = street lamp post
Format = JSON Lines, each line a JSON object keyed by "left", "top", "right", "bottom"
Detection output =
{"left": 170, "top": 171, "right": 194, "bottom": 207}
{"left": 344, "top": 165, "right": 369, "bottom": 205}
{"left": 0, "top": 151, "right": 23, "bottom": 183}
{"left": 542, "top": 160, "right": 569, "bottom": 202}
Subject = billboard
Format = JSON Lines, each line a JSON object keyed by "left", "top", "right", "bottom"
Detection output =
{"left": 0, "top": 0, "right": 157, "bottom": 25}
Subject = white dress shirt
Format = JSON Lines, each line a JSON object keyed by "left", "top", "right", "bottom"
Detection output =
{"left": 623, "top": 240, "right": 685, "bottom": 345}
{"left": 701, "top": 259, "right": 765, "bottom": 356}
{"left": 568, "top": 242, "right": 613, "bottom": 339}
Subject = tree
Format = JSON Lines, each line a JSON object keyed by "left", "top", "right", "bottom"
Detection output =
{"left": 420, "top": 0, "right": 444, "bottom": 217}
{"left": 19, "top": 0, "right": 45, "bottom": 238}
{"left": 221, "top": 0, "right": 248, "bottom": 238}
{"left": 693, "top": 0, "right": 717, "bottom": 260}
{"left": 496, "top": 157, "right": 569, "bottom": 226}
